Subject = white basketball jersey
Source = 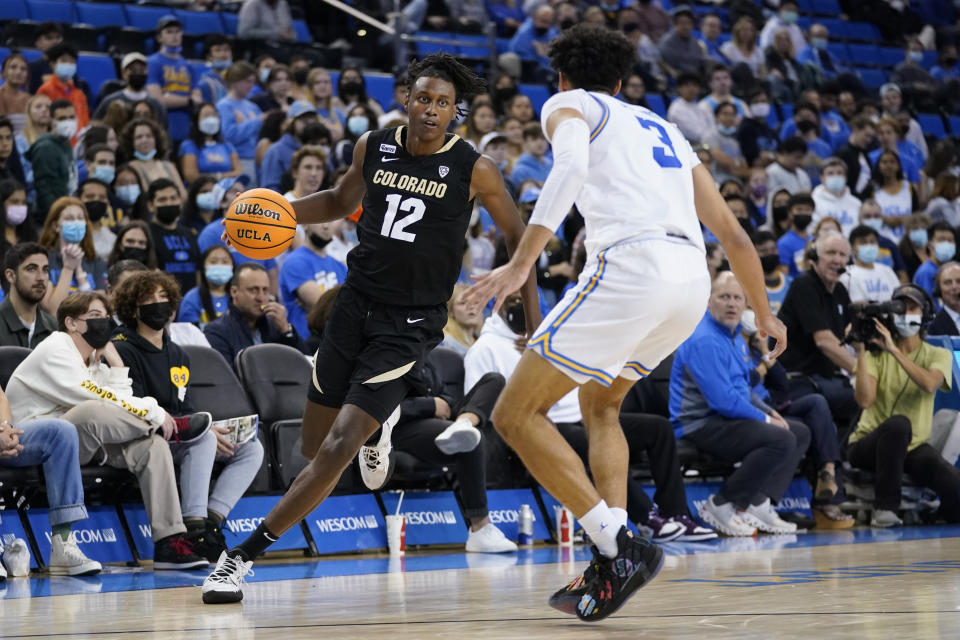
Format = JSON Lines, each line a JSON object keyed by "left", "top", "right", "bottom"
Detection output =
{"left": 540, "top": 89, "right": 706, "bottom": 257}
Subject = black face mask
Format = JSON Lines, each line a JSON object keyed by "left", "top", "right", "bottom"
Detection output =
{"left": 534, "top": 26, "right": 549, "bottom": 37}
{"left": 760, "top": 254, "right": 781, "bottom": 273}
{"left": 559, "top": 18, "right": 576, "bottom": 30}
{"left": 737, "top": 217, "right": 754, "bottom": 235}
{"left": 341, "top": 81, "right": 363, "bottom": 97}
{"left": 81, "top": 317, "right": 114, "bottom": 349}
{"left": 623, "top": 23, "right": 641, "bottom": 34}
{"left": 793, "top": 213, "right": 812, "bottom": 230}
{"left": 773, "top": 204, "right": 790, "bottom": 225}
{"left": 155, "top": 205, "right": 181, "bottom": 225}
{"left": 127, "top": 73, "right": 147, "bottom": 91}
{"left": 717, "top": 259, "right": 731, "bottom": 273}
{"left": 309, "top": 233, "right": 332, "bottom": 249}
{"left": 120, "top": 246, "right": 149, "bottom": 264}
{"left": 138, "top": 301, "right": 173, "bottom": 331}
{"left": 503, "top": 302, "right": 526, "bottom": 335}
{"left": 293, "top": 68, "right": 309, "bottom": 85}
{"left": 84, "top": 200, "right": 107, "bottom": 222}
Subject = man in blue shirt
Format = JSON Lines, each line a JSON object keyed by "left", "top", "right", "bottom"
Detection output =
{"left": 914, "top": 221, "right": 956, "bottom": 297}
{"left": 796, "top": 24, "right": 846, "bottom": 79}
{"left": 278, "top": 222, "right": 348, "bottom": 338}
{"left": 508, "top": 5, "right": 559, "bottom": 73}
{"left": 671, "top": 272, "right": 810, "bottom": 536}
{"left": 511, "top": 123, "right": 553, "bottom": 187}
{"left": 931, "top": 45, "right": 959, "bottom": 82}
{"left": 260, "top": 101, "right": 320, "bottom": 192}
{"left": 146, "top": 15, "right": 201, "bottom": 142}
{"left": 776, "top": 193, "right": 814, "bottom": 277}
{"left": 195, "top": 34, "right": 232, "bottom": 105}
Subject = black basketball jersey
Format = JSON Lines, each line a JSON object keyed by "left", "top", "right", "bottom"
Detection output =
{"left": 345, "top": 126, "right": 480, "bottom": 306}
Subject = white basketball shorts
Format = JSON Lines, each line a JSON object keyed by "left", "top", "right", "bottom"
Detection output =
{"left": 528, "top": 235, "right": 710, "bottom": 386}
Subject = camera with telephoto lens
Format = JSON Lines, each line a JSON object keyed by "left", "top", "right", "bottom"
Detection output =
{"left": 845, "top": 299, "right": 905, "bottom": 352}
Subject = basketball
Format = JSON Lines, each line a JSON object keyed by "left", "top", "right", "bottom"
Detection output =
{"left": 224, "top": 188, "right": 297, "bottom": 260}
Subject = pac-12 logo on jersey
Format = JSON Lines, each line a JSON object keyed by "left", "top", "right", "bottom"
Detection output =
{"left": 380, "top": 143, "right": 397, "bottom": 154}
{"left": 439, "top": 165, "right": 449, "bottom": 178}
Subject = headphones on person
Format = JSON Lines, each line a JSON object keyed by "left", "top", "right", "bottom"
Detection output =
{"left": 891, "top": 283, "right": 936, "bottom": 327}
{"left": 932, "top": 260, "right": 960, "bottom": 299}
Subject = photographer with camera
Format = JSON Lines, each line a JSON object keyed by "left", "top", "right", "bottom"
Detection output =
{"left": 778, "top": 232, "right": 859, "bottom": 428}
{"left": 849, "top": 284, "right": 960, "bottom": 526}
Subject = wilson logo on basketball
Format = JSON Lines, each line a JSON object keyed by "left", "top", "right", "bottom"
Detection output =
{"left": 234, "top": 202, "right": 282, "bottom": 222}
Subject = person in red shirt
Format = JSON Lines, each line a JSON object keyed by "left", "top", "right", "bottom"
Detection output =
{"left": 36, "top": 43, "right": 89, "bottom": 130}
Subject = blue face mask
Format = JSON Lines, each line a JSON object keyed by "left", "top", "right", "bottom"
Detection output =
{"left": 935, "top": 241, "right": 956, "bottom": 262}
{"left": 116, "top": 184, "right": 141, "bottom": 205}
{"left": 205, "top": 264, "right": 234, "bottom": 285}
{"left": 54, "top": 62, "right": 76, "bottom": 81}
{"left": 781, "top": 10, "right": 798, "bottom": 23}
{"left": 910, "top": 228, "right": 928, "bottom": 246}
{"left": 862, "top": 217, "right": 883, "bottom": 231}
{"left": 718, "top": 124, "right": 736, "bottom": 136}
{"left": 211, "top": 59, "right": 232, "bottom": 70}
{"left": 908, "top": 51, "right": 923, "bottom": 63}
{"left": 347, "top": 116, "right": 369, "bottom": 136}
{"left": 134, "top": 149, "right": 157, "bottom": 161}
{"left": 92, "top": 165, "right": 115, "bottom": 184}
{"left": 856, "top": 244, "right": 878, "bottom": 264}
{"left": 824, "top": 175, "right": 846, "bottom": 193}
{"left": 812, "top": 37, "right": 828, "bottom": 50}
{"left": 196, "top": 191, "right": 217, "bottom": 211}
{"left": 163, "top": 45, "right": 182, "bottom": 56}
{"left": 61, "top": 220, "right": 87, "bottom": 243}
{"left": 259, "top": 68, "right": 271, "bottom": 84}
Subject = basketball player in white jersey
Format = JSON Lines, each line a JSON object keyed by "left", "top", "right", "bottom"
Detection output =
{"left": 466, "top": 25, "right": 787, "bottom": 622}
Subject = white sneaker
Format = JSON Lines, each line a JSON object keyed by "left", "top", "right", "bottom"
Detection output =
{"left": 2, "top": 538, "right": 31, "bottom": 577}
{"left": 202, "top": 551, "right": 254, "bottom": 604}
{"left": 434, "top": 418, "right": 481, "bottom": 455}
{"left": 49, "top": 535, "right": 102, "bottom": 576}
{"left": 465, "top": 523, "right": 518, "bottom": 553}
{"left": 359, "top": 406, "right": 401, "bottom": 490}
{"left": 871, "top": 509, "right": 903, "bottom": 528}
{"left": 740, "top": 499, "right": 797, "bottom": 535}
{"left": 698, "top": 495, "right": 756, "bottom": 537}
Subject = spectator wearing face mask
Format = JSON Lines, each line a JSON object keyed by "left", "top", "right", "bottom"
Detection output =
{"left": 38, "top": 197, "right": 108, "bottom": 316}
{"left": 836, "top": 116, "right": 877, "bottom": 201}
{"left": 278, "top": 222, "right": 347, "bottom": 339}
{"left": 28, "top": 100, "right": 78, "bottom": 220}
{"left": 703, "top": 103, "right": 750, "bottom": 186}
{"left": 858, "top": 199, "right": 908, "bottom": 281}
{"left": 931, "top": 45, "right": 960, "bottom": 82}
{"left": 178, "top": 246, "right": 234, "bottom": 328}
{"left": 94, "top": 54, "right": 167, "bottom": 126}
{"left": 146, "top": 178, "right": 200, "bottom": 295}
{"left": 765, "top": 137, "right": 811, "bottom": 214}
{"left": 107, "top": 220, "right": 157, "bottom": 270}
{"left": 508, "top": 5, "right": 559, "bottom": 73}
{"left": 195, "top": 35, "right": 233, "bottom": 106}
{"left": 913, "top": 222, "right": 956, "bottom": 298}
{"left": 260, "top": 101, "right": 321, "bottom": 192}
{"left": 776, "top": 193, "right": 815, "bottom": 277}
{"left": 147, "top": 16, "right": 203, "bottom": 142}
{"left": 841, "top": 225, "right": 901, "bottom": 303}
{"left": 737, "top": 89, "right": 778, "bottom": 168}
{"left": 753, "top": 230, "right": 792, "bottom": 314}
{"left": 36, "top": 43, "right": 89, "bottom": 131}
{"left": 812, "top": 158, "right": 862, "bottom": 236}
{"left": 77, "top": 178, "right": 116, "bottom": 262}
{"left": 759, "top": 0, "right": 805, "bottom": 53}
{"left": 179, "top": 103, "right": 243, "bottom": 186}
{"left": 891, "top": 39, "right": 939, "bottom": 109}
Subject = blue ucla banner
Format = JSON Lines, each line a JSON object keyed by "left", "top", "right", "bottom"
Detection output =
{"left": 304, "top": 494, "right": 386, "bottom": 554}
{"left": 28, "top": 506, "right": 133, "bottom": 564}
{"left": 220, "top": 496, "right": 308, "bottom": 551}
{"left": 121, "top": 503, "right": 155, "bottom": 559}
{"left": 380, "top": 491, "right": 467, "bottom": 546}
{"left": 0, "top": 510, "right": 38, "bottom": 569}
{"left": 486, "top": 489, "right": 550, "bottom": 542}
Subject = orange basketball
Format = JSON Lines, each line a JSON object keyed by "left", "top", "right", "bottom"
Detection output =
{"left": 224, "top": 188, "right": 297, "bottom": 260}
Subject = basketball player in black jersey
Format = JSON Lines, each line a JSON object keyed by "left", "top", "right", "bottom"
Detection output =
{"left": 201, "top": 54, "right": 540, "bottom": 604}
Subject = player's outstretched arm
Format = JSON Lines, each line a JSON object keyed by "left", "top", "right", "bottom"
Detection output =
{"left": 468, "top": 155, "right": 541, "bottom": 329}
{"left": 291, "top": 133, "right": 369, "bottom": 225}
{"left": 693, "top": 163, "right": 787, "bottom": 358}
{"left": 465, "top": 109, "right": 589, "bottom": 317}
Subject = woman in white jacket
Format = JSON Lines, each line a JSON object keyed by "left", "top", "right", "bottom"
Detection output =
{"left": 6, "top": 291, "right": 210, "bottom": 570}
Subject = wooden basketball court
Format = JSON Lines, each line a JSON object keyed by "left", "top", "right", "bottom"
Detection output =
{"left": 4, "top": 526, "right": 960, "bottom": 639}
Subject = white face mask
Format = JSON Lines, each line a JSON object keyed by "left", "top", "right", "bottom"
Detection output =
{"left": 55, "top": 118, "right": 78, "bottom": 139}
{"left": 740, "top": 308, "right": 757, "bottom": 335}
{"left": 894, "top": 313, "right": 922, "bottom": 337}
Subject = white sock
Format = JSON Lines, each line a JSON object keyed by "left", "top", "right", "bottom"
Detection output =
{"left": 610, "top": 507, "right": 628, "bottom": 530}
{"left": 579, "top": 500, "right": 619, "bottom": 558}
{"left": 448, "top": 417, "right": 474, "bottom": 430}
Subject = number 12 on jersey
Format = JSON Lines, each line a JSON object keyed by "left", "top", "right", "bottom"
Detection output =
{"left": 636, "top": 117, "right": 683, "bottom": 169}
{"left": 381, "top": 194, "right": 425, "bottom": 242}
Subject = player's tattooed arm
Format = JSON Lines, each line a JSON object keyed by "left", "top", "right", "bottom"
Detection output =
{"left": 291, "top": 133, "right": 369, "bottom": 225}
{"left": 469, "top": 155, "right": 541, "bottom": 329}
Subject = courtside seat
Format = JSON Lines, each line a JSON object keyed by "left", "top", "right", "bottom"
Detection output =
{"left": 75, "top": 2, "right": 126, "bottom": 28}
{"left": 0, "top": 0, "right": 29, "bottom": 21}
{"left": 0, "top": 346, "right": 30, "bottom": 389}
{"left": 174, "top": 9, "right": 225, "bottom": 36}
{"left": 77, "top": 52, "right": 117, "bottom": 101}
{"left": 25, "top": 0, "right": 76, "bottom": 22}
{"left": 235, "top": 344, "right": 312, "bottom": 491}
{"left": 124, "top": 5, "right": 171, "bottom": 32}
{"left": 916, "top": 113, "right": 947, "bottom": 139}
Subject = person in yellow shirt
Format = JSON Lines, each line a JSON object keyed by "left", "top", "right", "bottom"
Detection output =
{"left": 850, "top": 284, "right": 960, "bottom": 527}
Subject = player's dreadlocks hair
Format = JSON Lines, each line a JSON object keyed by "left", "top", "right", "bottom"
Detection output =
{"left": 548, "top": 24, "right": 636, "bottom": 94}
{"left": 406, "top": 54, "right": 487, "bottom": 109}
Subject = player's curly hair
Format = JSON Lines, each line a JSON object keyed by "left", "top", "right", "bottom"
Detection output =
{"left": 406, "top": 53, "right": 487, "bottom": 107}
{"left": 548, "top": 24, "right": 636, "bottom": 94}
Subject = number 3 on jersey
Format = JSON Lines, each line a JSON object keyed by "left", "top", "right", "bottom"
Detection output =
{"left": 636, "top": 117, "right": 683, "bottom": 169}
{"left": 381, "top": 194, "right": 425, "bottom": 242}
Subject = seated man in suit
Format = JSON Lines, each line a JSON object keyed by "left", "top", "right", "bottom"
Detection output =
{"left": 929, "top": 261, "right": 960, "bottom": 336}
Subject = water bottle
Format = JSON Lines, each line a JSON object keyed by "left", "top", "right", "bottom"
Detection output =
{"left": 518, "top": 504, "right": 534, "bottom": 546}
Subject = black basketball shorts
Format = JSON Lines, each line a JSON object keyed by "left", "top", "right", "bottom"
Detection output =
{"left": 307, "top": 284, "right": 447, "bottom": 424}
